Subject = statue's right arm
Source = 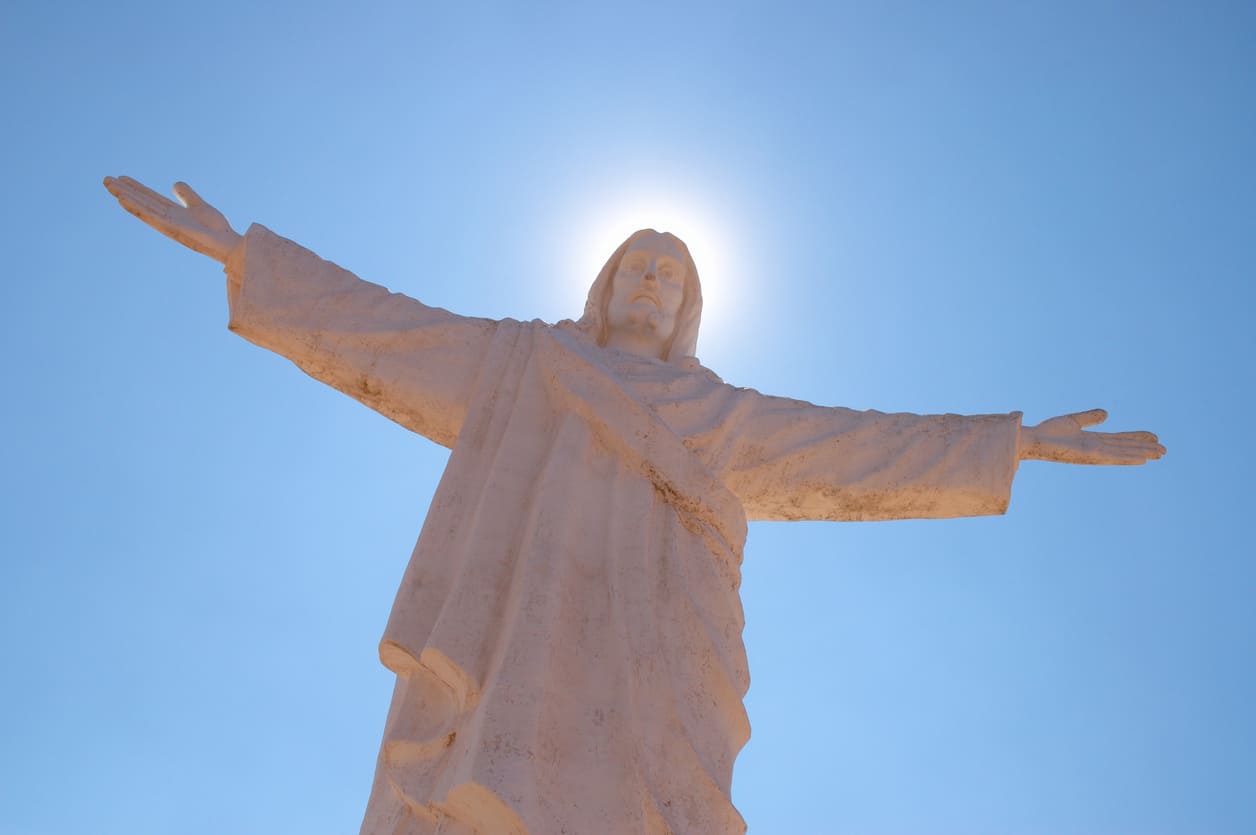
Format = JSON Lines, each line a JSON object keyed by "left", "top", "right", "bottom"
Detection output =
{"left": 103, "top": 177, "right": 498, "bottom": 449}
{"left": 103, "top": 177, "right": 242, "bottom": 263}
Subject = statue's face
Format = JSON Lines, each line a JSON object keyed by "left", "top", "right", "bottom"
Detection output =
{"left": 606, "top": 232, "right": 687, "bottom": 357}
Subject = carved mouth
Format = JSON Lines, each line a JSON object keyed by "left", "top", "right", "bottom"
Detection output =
{"left": 632, "top": 293, "right": 661, "bottom": 310}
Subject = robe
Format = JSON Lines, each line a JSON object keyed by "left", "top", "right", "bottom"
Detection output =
{"left": 225, "top": 225, "right": 1023, "bottom": 835}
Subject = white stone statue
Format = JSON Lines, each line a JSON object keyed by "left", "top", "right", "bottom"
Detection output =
{"left": 103, "top": 177, "right": 1165, "bottom": 835}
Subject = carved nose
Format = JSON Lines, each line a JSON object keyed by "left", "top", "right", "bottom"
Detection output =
{"left": 644, "top": 270, "right": 657, "bottom": 282}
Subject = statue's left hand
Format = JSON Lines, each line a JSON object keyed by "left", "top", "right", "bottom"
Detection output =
{"left": 1020, "top": 409, "right": 1165, "bottom": 465}
{"left": 103, "top": 176, "right": 242, "bottom": 264}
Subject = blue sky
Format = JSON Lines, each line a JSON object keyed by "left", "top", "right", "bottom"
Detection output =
{"left": 2, "top": 1, "right": 1253, "bottom": 833}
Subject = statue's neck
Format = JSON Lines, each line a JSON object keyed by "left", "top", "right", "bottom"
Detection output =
{"left": 604, "top": 330, "right": 666, "bottom": 361}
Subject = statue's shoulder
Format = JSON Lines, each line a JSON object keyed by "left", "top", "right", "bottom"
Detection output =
{"left": 526, "top": 320, "right": 731, "bottom": 391}
{"left": 675, "top": 356, "right": 724, "bottom": 384}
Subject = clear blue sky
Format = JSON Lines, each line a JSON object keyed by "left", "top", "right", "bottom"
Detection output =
{"left": 2, "top": 2, "right": 1253, "bottom": 833}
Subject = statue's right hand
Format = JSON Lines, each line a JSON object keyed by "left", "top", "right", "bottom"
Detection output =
{"left": 103, "top": 177, "right": 242, "bottom": 264}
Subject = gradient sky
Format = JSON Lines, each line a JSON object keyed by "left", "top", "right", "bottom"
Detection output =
{"left": 2, "top": 2, "right": 1253, "bottom": 833}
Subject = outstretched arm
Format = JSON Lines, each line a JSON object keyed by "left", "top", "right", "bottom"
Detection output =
{"left": 700, "top": 387, "right": 1164, "bottom": 522}
{"left": 103, "top": 177, "right": 242, "bottom": 262}
{"left": 1020, "top": 409, "right": 1164, "bottom": 465}
{"left": 707, "top": 396, "right": 1026, "bottom": 522}
{"left": 102, "top": 176, "right": 499, "bottom": 449}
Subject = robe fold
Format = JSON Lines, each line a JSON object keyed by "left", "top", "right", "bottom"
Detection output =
{"left": 225, "top": 224, "right": 1023, "bottom": 835}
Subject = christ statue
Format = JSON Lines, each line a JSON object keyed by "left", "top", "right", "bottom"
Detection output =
{"left": 103, "top": 176, "right": 1164, "bottom": 835}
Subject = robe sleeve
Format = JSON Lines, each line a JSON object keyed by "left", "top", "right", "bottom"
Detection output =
{"left": 224, "top": 223, "right": 497, "bottom": 449}
{"left": 717, "top": 388, "right": 1023, "bottom": 522}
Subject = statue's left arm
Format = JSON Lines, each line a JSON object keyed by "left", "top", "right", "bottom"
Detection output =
{"left": 710, "top": 391, "right": 1162, "bottom": 523}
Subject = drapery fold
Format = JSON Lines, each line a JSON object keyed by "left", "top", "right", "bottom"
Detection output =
{"left": 368, "top": 322, "right": 750, "bottom": 834}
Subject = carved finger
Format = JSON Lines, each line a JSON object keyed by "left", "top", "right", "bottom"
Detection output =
{"left": 104, "top": 176, "right": 147, "bottom": 206}
{"left": 107, "top": 180, "right": 181, "bottom": 223}
{"left": 1076, "top": 441, "right": 1148, "bottom": 465}
{"left": 1099, "top": 439, "right": 1166, "bottom": 458}
{"left": 1092, "top": 437, "right": 1166, "bottom": 461}
{"left": 1113, "top": 438, "right": 1165, "bottom": 453}
{"left": 1104, "top": 455, "right": 1149, "bottom": 466}
{"left": 115, "top": 192, "right": 213, "bottom": 255}
{"left": 116, "top": 176, "right": 183, "bottom": 212}
{"left": 113, "top": 183, "right": 172, "bottom": 213}
{"left": 1093, "top": 434, "right": 1158, "bottom": 446}
{"left": 172, "top": 181, "right": 205, "bottom": 209}
{"left": 174, "top": 182, "right": 236, "bottom": 235}
{"left": 1069, "top": 408, "right": 1108, "bottom": 428}
{"left": 114, "top": 190, "right": 174, "bottom": 224}
{"left": 116, "top": 189, "right": 180, "bottom": 227}
{"left": 1100, "top": 430, "right": 1159, "bottom": 443}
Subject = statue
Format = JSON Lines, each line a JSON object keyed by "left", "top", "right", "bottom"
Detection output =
{"left": 103, "top": 176, "right": 1164, "bottom": 835}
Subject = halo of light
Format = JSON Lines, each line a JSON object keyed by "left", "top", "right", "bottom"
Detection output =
{"left": 552, "top": 184, "right": 745, "bottom": 360}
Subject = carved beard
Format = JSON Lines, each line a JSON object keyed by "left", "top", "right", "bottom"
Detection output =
{"left": 622, "top": 304, "right": 662, "bottom": 333}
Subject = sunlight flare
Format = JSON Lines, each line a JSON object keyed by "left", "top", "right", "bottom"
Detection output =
{"left": 556, "top": 188, "right": 744, "bottom": 357}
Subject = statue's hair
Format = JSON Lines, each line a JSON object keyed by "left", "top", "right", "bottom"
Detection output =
{"left": 574, "top": 229, "right": 703, "bottom": 363}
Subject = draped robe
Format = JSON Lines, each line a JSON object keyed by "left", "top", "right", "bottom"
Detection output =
{"left": 225, "top": 225, "right": 1023, "bottom": 835}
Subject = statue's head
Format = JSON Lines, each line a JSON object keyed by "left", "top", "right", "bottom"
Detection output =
{"left": 576, "top": 229, "right": 703, "bottom": 363}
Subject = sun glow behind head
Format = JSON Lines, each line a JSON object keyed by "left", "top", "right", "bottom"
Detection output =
{"left": 554, "top": 185, "right": 746, "bottom": 361}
